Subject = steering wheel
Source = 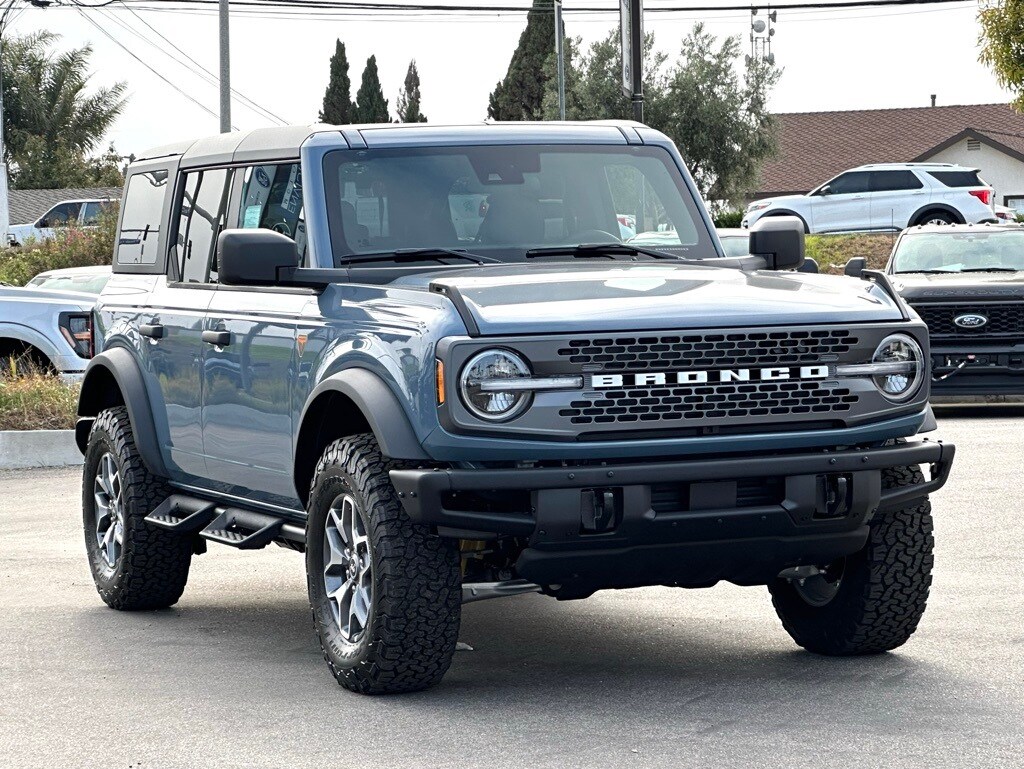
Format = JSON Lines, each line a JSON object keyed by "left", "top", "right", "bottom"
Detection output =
{"left": 572, "top": 229, "right": 620, "bottom": 243}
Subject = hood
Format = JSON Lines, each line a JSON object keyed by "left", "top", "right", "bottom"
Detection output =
{"left": 893, "top": 270, "right": 1024, "bottom": 302}
{"left": 420, "top": 263, "right": 905, "bottom": 336}
{"left": 752, "top": 194, "right": 806, "bottom": 208}
{"left": 0, "top": 284, "right": 96, "bottom": 307}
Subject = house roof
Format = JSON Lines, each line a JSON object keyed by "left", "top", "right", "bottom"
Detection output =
{"left": 8, "top": 187, "right": 122, "bottom": 225}
{"left": 758, "top": 103, "right": 1024, "bottom": 196}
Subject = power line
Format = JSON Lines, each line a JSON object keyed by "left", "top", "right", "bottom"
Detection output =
{"left": 74, "top": 6, "right": 234, "bottom": 127}
{"left": 64, "top": 0, "right": 980, "bottom": 15}
{"left": 110, "top": 0, "right": 287, "bottom": 123}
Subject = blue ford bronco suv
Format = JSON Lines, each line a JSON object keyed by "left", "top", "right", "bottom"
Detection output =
{"left": 77, "top": 122, "right": 954, "bottom": 694}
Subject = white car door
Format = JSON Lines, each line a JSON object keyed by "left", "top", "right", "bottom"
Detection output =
{"left": 808, "top": 171, "right": 871, "bottom": 232}
{"left": 868, "top": 170, "right": 926, "bottom": 230}
{"left": 36, "top": 201, "right": 82, "bottom": 241}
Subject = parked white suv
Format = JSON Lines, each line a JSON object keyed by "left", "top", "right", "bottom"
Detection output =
{"left": 743, "top": 163, "right": 996, "bottom": 234}
{"left": 7, "top": 198, "right": 115, "bottom": 246}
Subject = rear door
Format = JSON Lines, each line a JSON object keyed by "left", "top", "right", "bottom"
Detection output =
{"left": 808, "top": 171, "right": 871, "bottom": 232}
{"left": 869, "top": 170, "right": 925, "bottom": 230}
{"left": 201, "top": 162, "right": 311, "bottom": 505}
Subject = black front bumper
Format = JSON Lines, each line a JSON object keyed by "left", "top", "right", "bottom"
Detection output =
{"left": 391, "top": 440, "right": 955, "bottom": 595}
{"left": 931, "top": 345, "right": 1024, "bottom": 396}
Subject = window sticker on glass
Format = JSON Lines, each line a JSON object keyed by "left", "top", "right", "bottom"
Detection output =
{"left": 243, "top": 205, "right": 262, "bottom": 228}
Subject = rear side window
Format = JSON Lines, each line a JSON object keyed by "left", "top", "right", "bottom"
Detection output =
{"left": 176, "top": 169, "right": 231, "bottom": 284}
{"left": 928, "top": 170, "right": 983, "bottom": 187}
{"left": 117, "top": 171, "right": 169, "bottom": 265}
{"left": 870, "top": 170, "right": 923, "bottom": 192}
{"left": 81, "top": 201, "right": 108, "bottom": 225}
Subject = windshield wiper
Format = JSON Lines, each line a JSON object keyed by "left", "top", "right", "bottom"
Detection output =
{"left": 526, "top": 242, "right": 681, "bottom": 261}
{"left": 958, "top": 267, "right": 1022, "bottom": 273}
{"left": 895, "top": 269, "right": 959, "bottom": 275}
{"left": 338, "top": 247, "right": 501, "bottom": 266}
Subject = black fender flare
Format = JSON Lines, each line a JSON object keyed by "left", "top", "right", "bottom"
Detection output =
{"left": 909, "top": 203, "right": 965, "bottom": 226}
{"left": 293, "top": 368, "right": 428, "bottom": 503}
{"left": 76, "top": 346, "right": 169, "bottom": 477}
{"left": 764, "top": 209, "right": 810, "bottom": 233}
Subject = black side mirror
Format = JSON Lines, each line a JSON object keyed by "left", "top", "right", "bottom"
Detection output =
{"left": 797, "top": 257, "right": 819, "bottom": 274}
{"left": 218, "top": 229, "right": 298, "bottom": 286}
{"left": 748, "top": 216, "right": 805, "bottom": 271}
{"left": 844, "top": 257, "right": 866, "bottom": 278}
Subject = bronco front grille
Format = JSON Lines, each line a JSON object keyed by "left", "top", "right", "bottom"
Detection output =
{"left": 913, "top": 303, "right": 1024, "bottom": 337}
{"left": 559, "top": 380, "right": 859, "bottom": 425}
{"left": 556, "top": 329, "right": 858, "bottom": 370}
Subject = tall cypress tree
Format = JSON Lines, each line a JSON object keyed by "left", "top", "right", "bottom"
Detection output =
{"left": 487, "top": 0, "right": 556, "bottom": 121}
{"left": 352, "top": 55, "right": 390, "bottom": 123}
{"left": 319, "top": 40, "right": 352, "bottom": 124}
{"left": 397, "top": 59, "right": 427, "bottom": 123}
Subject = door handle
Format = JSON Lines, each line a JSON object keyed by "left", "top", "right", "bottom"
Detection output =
{"left": 139, "top": 324, "right": 165, "bottom": 339}
{"left": 202, "top": 330, "right": 232, "bottom": 346}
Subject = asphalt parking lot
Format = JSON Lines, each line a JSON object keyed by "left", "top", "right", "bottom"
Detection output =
{"left": 1, "top": 409, "right": 1022, "bottom": 769}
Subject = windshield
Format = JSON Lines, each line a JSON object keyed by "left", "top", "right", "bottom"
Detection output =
{"left": 27, "top": 272, "right": 110, "bottom": 294}
{"left": 323, "top": 145, "right": 713, "bottom": 264}
{"left": 891, "top": 231, "right": 1024, "bottom": 274}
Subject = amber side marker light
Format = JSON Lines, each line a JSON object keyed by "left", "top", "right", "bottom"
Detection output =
{"left": 436, "top": 359, "right": 446, "bottom": 405}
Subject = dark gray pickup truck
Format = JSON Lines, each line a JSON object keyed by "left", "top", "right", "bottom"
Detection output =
{"left": 76, "top": 122, "right": 954, "bottom": 694}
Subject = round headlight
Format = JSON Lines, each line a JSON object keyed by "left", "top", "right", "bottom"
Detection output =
{"left": 871, "top": 333, "right": 924, "bottom": 401}
{"left": 459, "top": 349, "right": 532, "bottom": 421}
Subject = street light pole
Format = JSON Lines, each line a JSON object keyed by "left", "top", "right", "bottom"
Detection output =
{"left": 218, "top": 0, "right": 231, "bottom": 133}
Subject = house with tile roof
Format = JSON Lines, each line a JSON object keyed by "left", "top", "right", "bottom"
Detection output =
{"left": 756, "top": 103, "right": 1024, "bottom": 209}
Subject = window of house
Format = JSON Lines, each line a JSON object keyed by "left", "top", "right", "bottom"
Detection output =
{"left": 238, "top": 163, "right": 306, "bottom": 257}
{"left": 176, "top": 168, "right": 230, "bottom": 283}
{"left": 117, "top": 171, "right": 169, "bottom": 265}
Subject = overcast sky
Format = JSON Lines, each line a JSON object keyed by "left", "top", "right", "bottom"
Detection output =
{"left": 10, "top": 0, "right": 1011, "bottom": 157}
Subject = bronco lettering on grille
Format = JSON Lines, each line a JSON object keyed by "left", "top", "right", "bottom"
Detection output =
{"left": 591, "top": 366, "right": 830, "bottom": 388}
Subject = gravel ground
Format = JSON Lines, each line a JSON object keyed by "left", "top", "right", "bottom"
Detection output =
{"left": 0, "top": 409, "right": 1021, "bottom": 768}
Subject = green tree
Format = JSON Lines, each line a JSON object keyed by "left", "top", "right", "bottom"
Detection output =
{"left": 979, "top": 0, "right": 1024, "bottom": 112}
{"left": 397, "top": 59, "right": 427, "bottom": 123}
{"left": 2, "top": 31, "right": 127, "bottom": 189}
{"left": 488, "top": 0, "right": 556, "bottom": 121}
{"left": 540, "top": 24, "right": 778, "bottom": 203}
{"left": 319, "top": 39, "right": 353, "bottom": 124}
{"left": 352, "top": 55, "right": 390, "bottom": 123}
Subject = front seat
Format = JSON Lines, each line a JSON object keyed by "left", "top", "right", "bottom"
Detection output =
{"left": 476, "top": 190, "right": 544, "bottom": 245}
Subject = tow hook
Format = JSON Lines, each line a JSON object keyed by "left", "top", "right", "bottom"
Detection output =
{"left": 933, "top": 355, "right": 975, "bottom": 382}
{"left": 778, "top": 565, "right": 823, "bottom": 585}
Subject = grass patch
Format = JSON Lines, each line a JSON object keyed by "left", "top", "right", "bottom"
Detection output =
{"left": 0, "top": 362, "right": 79, "bottom": 431}
{"left": 805, "top": 233, "right": 897, "bottom": 274}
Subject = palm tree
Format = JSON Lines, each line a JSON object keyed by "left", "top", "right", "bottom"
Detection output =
{"left": 2, "top": 31, "right": 127, "bottom": 188}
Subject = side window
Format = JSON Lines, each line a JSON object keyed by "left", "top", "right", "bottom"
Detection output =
{"left": 176, "top": 168, "right": 230, "bottom": 284}
{"left": 238, "top": 163, "right": 306, "bottom": 256}
{"left": 39, "top": 202, "right": 82, "bottom": 228}
{"left": 871, "top": 171, "right": 924, "bottom": 192}
{"left": 117, "top": 171, "right": 169, "bottom": 265}
{"left": 826, "top": 172, "right": 870, "bottom": 195}
{"left": 81, "top": 201, "right": 106, "bottom": 225}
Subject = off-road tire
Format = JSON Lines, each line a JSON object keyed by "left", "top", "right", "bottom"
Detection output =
{"left": 769, "top": 465, "right": 934, "bottom": 655}
{"left": 82, "top": 406, "right": 193, "bottom": 610}
{"left": 306, "top": 434, "right": 461, "bottom": 694}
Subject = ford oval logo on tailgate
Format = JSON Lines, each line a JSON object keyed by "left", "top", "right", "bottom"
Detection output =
{"left": 954, "top": 313, "right": 988, "bottom": 328}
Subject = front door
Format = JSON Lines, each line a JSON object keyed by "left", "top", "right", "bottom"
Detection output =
{"left": 809, "top": 171, "right": 871, "bottom": 232}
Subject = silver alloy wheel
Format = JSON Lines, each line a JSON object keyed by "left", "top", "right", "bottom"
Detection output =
{"left": 925, "top": 217, "right": 950, "bottom": 226}
{"left": 322, "top": 493, "right": 373, "bottom": 643}
{"left": 93, "top": 452, "right": 125, "bottom": 572}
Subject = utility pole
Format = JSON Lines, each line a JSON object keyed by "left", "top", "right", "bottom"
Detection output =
{"left": 219, "top": 0, "right": 231, "bottom": 133}
{"left": 619, "top": 0, "right": 643, "bottom": 123}
{"left": 554, "top": 0, "right": 565, "bottom": 120}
